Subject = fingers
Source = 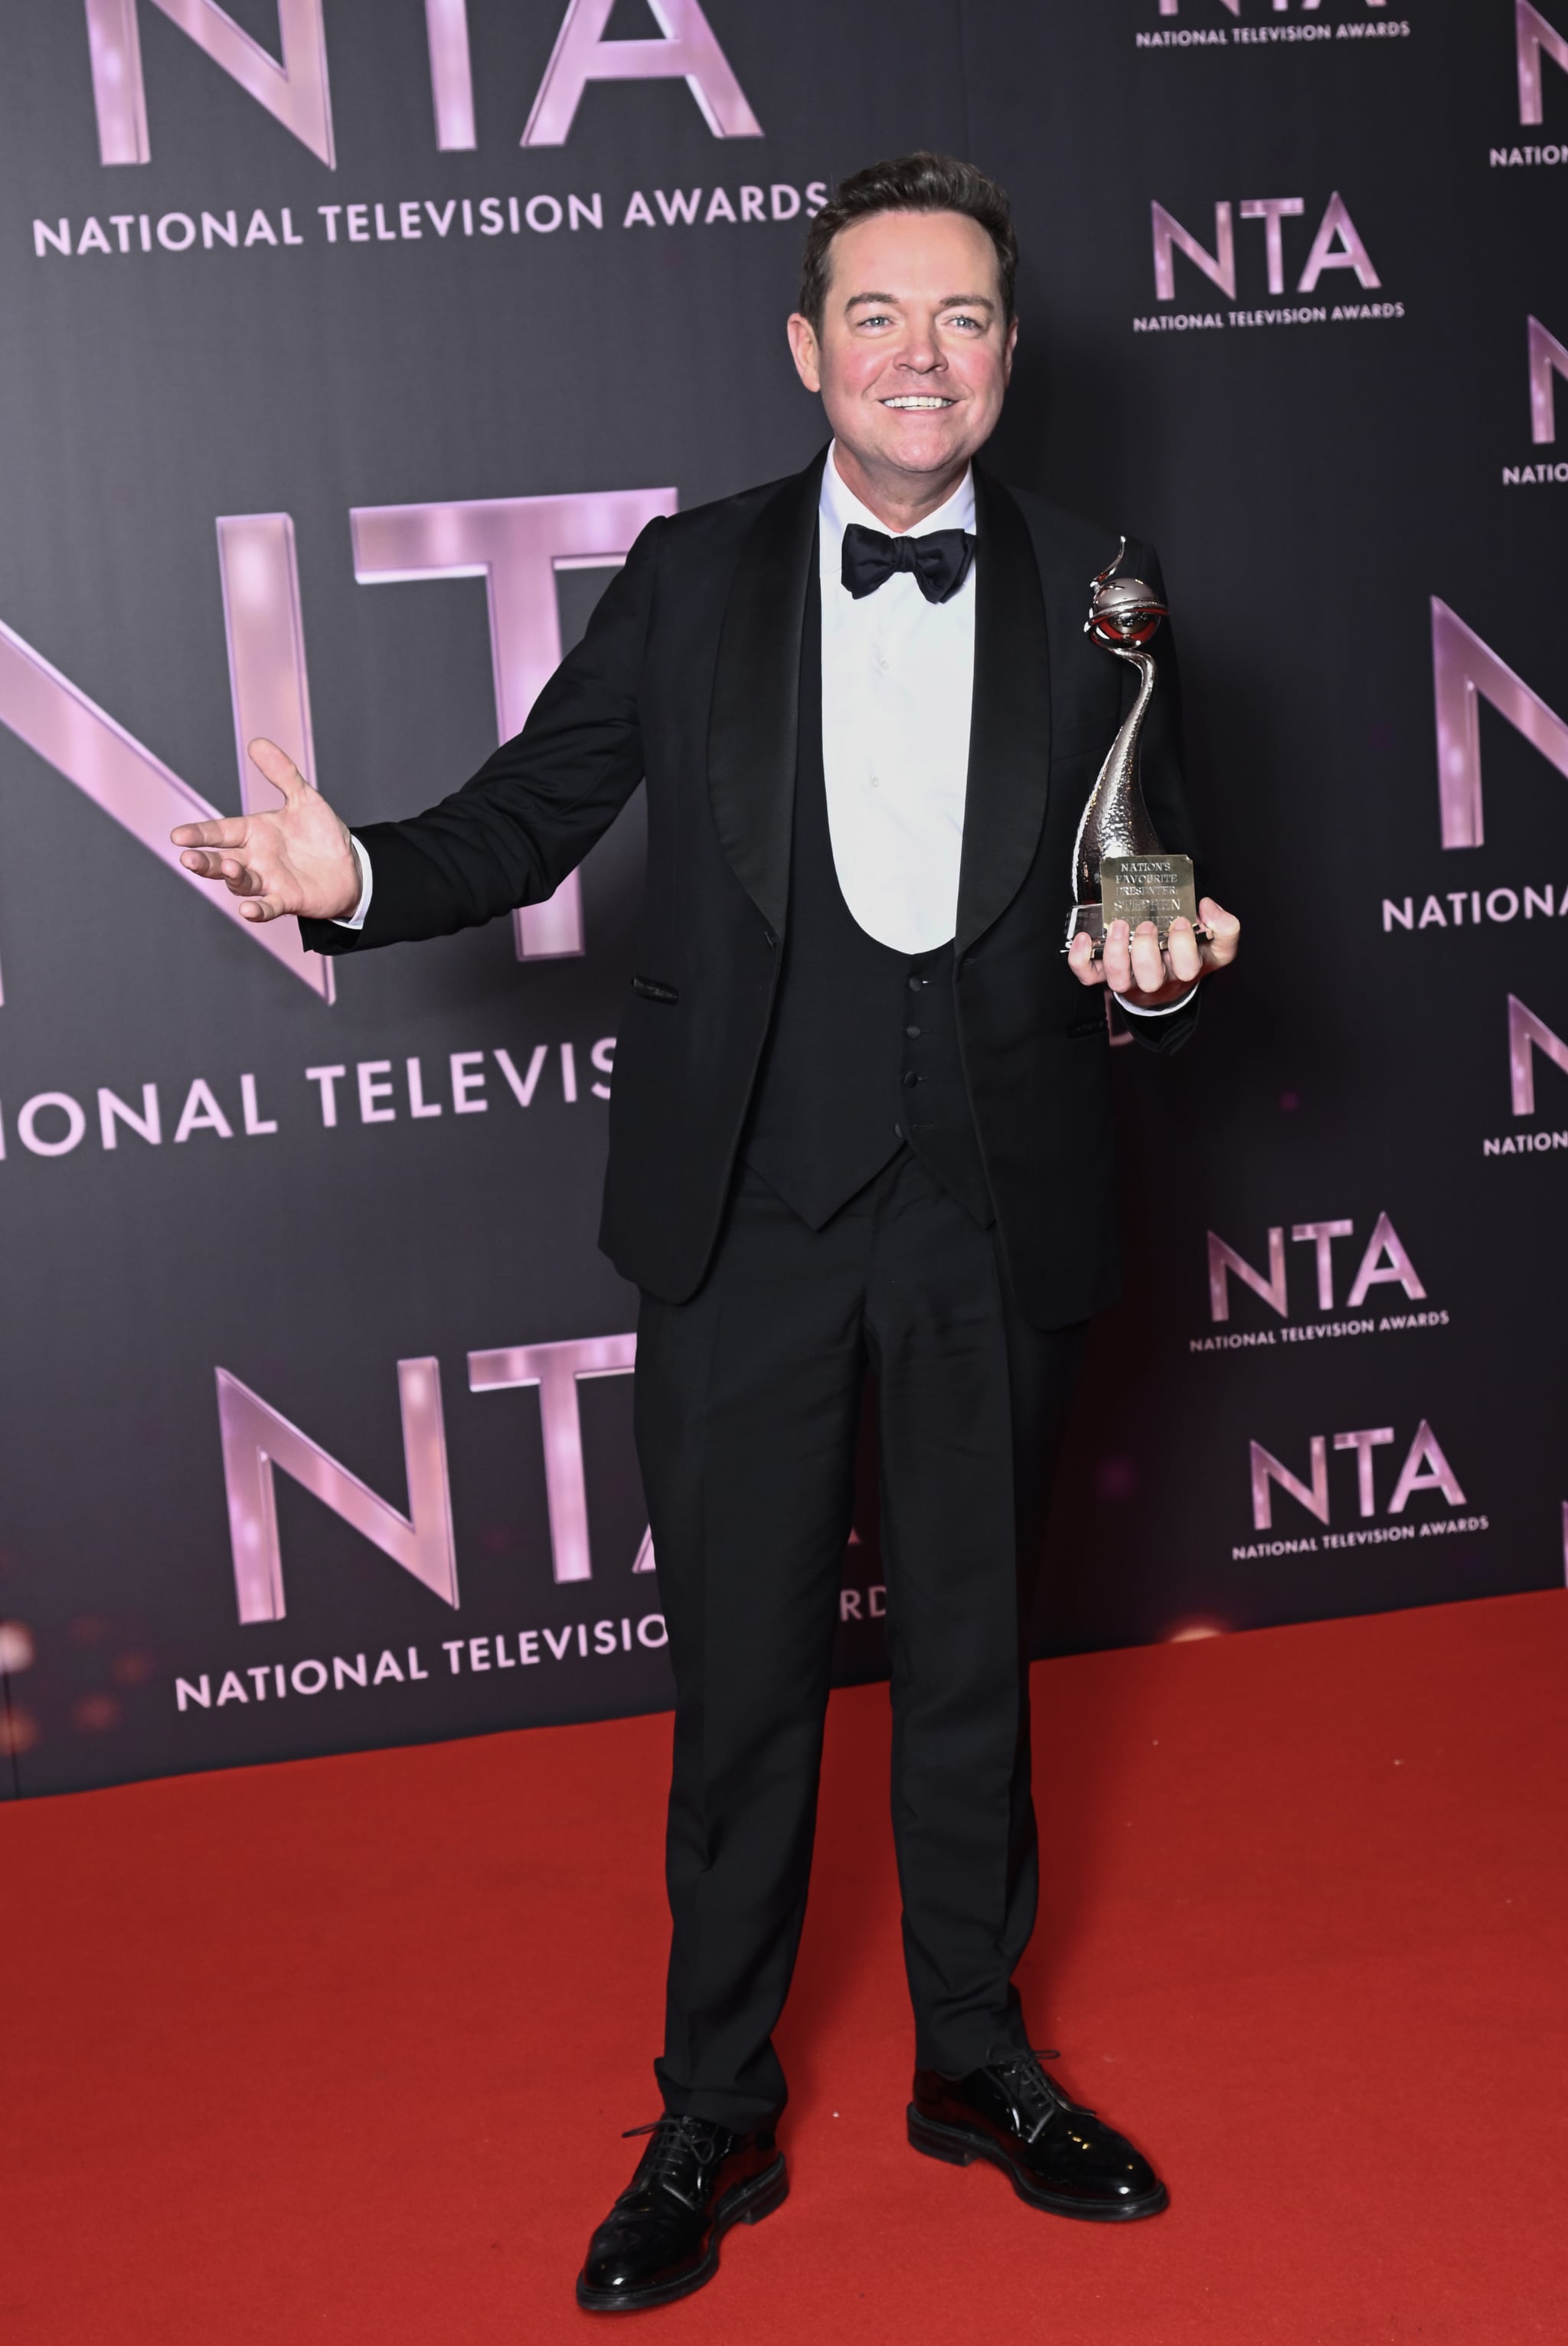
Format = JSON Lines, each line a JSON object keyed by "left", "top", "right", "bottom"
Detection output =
{"left": 1101, "top": 919, "right": 1133, "bottom": 995}
{"left": 1067, "top": 930, "right": 1106, "bottom": 988}
{"left": 1198, "top": 896, "right": 1241, "bottom": 969}
{"left": 1104, "top": 917, "right": 1200, "bottom": 1008}
{"left": 1165, "top": 914, "right": 1202, "bottom": 984}
{"left": 171, "top": 816, "right": 248, "bottom": 851}
{"left": 176, "top": 847, "right": 235, "bottom": 881}
{"left": 178, "top": 847, "right": 283, "bottom": 915}
{"left": 1104, "top": 920, "right": 1166, "bottom": 994}
{"left": 247, "top": 737, "right": 307, "bottom": 802}
{"left": 1129, "top": 920, "right": 1166, "bottom": 994}
{"left": 177, "top": 848, "right": 266, "bottom": 894}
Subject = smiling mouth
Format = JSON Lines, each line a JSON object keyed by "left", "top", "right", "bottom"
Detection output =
{"left": 880, "top": 395, "right": 956, "bottom": 410}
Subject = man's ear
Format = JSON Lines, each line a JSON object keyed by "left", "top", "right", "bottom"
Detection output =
{"left": 1003, "top": 315, "right": 1018, "bottom": 383}
{"left": 786, "top": 312, "right": 823, "bottom": 394}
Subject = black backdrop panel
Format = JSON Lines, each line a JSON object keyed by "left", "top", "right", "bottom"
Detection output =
{"left": 0, "top": 1, "right": 1562, "bottom": 1797}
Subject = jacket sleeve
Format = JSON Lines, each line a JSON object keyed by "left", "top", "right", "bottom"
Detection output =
{"left": 300, "top": 514, "right": 662, "bottom": 957}
{"left": 1112, "top": 533, "right": 1207, "bottom": 1057}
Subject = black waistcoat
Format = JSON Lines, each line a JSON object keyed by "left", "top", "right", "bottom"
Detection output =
{"left": 741, "top": 579, "right": 994, "bottom": 1232}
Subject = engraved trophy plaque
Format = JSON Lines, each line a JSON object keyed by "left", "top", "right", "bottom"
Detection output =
{"left": 1064, "top": 541, "right": 1206, "bottom": 958}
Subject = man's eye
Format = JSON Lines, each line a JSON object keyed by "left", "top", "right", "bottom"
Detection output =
{"left": 946, "top": 313, "right": 982, "bottom": 332}
{"left": 857, "top": 312, "right": 893, "bottom": 328}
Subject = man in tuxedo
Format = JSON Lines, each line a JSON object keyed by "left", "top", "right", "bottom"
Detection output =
{"left": 173, "top": 153, "right": 1239, "bottom": 2314}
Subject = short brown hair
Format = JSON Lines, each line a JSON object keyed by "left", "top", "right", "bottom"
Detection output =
{"left": 799, "top": 152, "right": 1018, "bottom": 333}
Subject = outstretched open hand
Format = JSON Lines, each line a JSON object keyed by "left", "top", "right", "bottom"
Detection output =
{"left": 171, "top": 738, "right": 361, "bottom": 924}
{"left": 1066, "top": 897, "right": 1241, "bottom": 1011}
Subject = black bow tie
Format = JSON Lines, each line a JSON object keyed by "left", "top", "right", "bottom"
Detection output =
{"left": 841, "top": 521, "right": 975, "bottom": 606}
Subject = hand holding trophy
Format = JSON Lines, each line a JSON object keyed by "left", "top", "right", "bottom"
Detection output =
{"left": 1065, "top": 542, "right": 1240, "bottom": 1004}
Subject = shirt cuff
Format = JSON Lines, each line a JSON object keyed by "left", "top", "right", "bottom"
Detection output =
{"left": 1113, "top": 983, "right": 1197, "bottom": 1019}
{"left": 332, "top": 835, "right": 372, "bottom": 930}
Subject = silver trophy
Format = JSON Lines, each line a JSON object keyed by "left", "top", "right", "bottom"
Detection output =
{"left": 1064, "top": 540, "right": 1206, "bottom": 958}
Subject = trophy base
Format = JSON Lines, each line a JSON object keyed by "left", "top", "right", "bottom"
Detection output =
{"left": 1063, "top": 854, "right": 1208, "bottom": 959}
{"left": 1065, "top": 900, "right": 1107, "bottom": 954}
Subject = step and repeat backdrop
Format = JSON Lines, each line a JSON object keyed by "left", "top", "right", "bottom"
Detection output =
{"left": 0, "top": 0, "right": 1563, "bottom": 1796}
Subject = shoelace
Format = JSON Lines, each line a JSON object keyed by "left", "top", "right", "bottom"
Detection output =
{"left": 621, "top": 2114, "right": 726, "bottom": 2209}
{"left": 988, "top": 2048, "right": 1094, "bottom": 2145}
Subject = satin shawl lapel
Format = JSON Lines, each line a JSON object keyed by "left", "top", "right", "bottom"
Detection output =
{"left": 956, "top": 466, "right": 1054, "bottom": 956}
{"left": 705, "top": 453, "right": 825, "bottom": 938}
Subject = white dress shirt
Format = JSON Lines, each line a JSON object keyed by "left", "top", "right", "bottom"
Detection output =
{"left": 337, "top": 445, "right": 1190, "bottom": 1011}
{"left": 814, "top": 446, "right": 1185, "bottom": 1011}
{"left": 816, "top": 449, "right": 975, "bottom": 953}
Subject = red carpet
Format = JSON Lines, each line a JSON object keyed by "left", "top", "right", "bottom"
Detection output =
{"left": 2, "top": 1591, "right": 1566, "bottom": 2344}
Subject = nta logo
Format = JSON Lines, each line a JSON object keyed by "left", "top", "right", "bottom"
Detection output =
{"left": 83, "top": 0, "right": 760, "bottom": 168}
{"left": 1506, "top": 995, "right": 1568, "bottom": 1116}
{"left": 1152, "top": 194, "right": 1379, "bottom": 302}
{"left": 1517, "top": 0, "right": 1568, "bottom": 124}
{"left": 1527, "top": 315, "right": 1568, "bottom": 441}
{"left": 0, "top": 488, "right": 676, "bottom": 1001}
{"left": 1207, "top": 1212, "right": 1424, "bottom": 1323}
{"left": 1429, "top": 600, "right": 1568, "bottom": 851}
{"left": 1155, "top": 2, "right": 1393, "bottom": 16}
{"left": 219, "top": 1331, "right": 656, "bottom": 1626}
{"left": 1247, "top": 1420, "right": 1467, "bottom": 1533}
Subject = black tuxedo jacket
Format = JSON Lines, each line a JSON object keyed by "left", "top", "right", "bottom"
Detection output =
{"left": 304, "top": 451, "right": 1204, "bottom": 1328}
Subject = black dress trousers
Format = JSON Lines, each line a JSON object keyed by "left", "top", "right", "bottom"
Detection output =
{"left": 635, "top": 1150, "right": 1087, "bottom": 2132}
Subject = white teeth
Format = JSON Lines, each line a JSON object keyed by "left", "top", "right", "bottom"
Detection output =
{"left": 884, "top": 396, "right": 952, "bottom": 410}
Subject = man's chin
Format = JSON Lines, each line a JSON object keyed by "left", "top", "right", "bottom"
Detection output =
{"left": 863, "top": 420, "right": 979, "bottom": 475}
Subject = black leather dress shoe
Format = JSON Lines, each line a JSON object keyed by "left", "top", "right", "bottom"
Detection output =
{"left": 576, "top": 2113, "right": 787, "bottom": 2313}
{"left": 909, "top": 2049, "right": 1168, "bottom": 2221}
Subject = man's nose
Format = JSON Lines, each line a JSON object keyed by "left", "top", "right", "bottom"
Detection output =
{"left": 896, "top": 326, "right": 946, "bottom": 372}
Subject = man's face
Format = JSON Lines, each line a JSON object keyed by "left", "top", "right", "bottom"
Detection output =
{"left": 788, "top": 208, "right": 1016, "bottom": 486}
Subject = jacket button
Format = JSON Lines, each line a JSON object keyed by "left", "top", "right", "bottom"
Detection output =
{"left": 906, "top": 1024, "right": 922, "bottom": 1038}
{"left": 903, "top": 1070, "right": 920, "bottom": 1088}
{"left": 907, "top": 974, "right": 922, "bottom": 992}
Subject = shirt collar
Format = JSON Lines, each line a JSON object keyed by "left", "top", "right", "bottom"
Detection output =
{"left": 819, "top": 443, "right": 976, "bottom": 546}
